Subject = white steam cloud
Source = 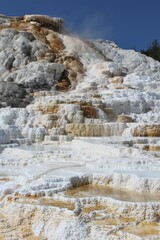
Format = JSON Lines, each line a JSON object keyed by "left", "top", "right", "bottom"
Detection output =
{"left": 75, "top": 13, "right": 113, "bottom": 40}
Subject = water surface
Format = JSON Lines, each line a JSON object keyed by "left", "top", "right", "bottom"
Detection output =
{"left": 65, "top": 185, "right": 160, "bottom": 202}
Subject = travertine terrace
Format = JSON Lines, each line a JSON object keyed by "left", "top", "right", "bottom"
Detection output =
{"left": 0, "top": 14, "right": 160, "bottom": 239}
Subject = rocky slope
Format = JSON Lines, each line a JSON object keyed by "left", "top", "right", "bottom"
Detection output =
{"left": 0, "top": 14, "right": 160, "bottom": 240}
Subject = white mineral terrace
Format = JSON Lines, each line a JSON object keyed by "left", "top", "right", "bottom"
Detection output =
{"left": 0, "top": 137, "right": 160, "bottom": 239}
{"left": 0, "top": 14, "right": 160, "bottom": 239}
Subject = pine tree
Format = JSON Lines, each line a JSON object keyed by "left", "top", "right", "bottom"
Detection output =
{"left": 141, "top": 40, "right": 160, "bottom": 62}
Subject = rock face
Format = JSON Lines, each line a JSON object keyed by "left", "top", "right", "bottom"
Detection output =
{"left": 24, "top": 15, "right": 64, "bottom": 32}
{"left": 65, "top": 123, "right": 127, "bottom": 137}
{"left": 0, "top": 14, "right": 160, "bottom": 240}
{"left": 0, "top": 15, "right": 70, "bottom": 108}
{"left": 134, "top": 125, "right": 160, "bottom": 137}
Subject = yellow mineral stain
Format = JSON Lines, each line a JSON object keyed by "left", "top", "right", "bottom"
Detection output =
{"left": 13, "top": 196, "right": 75, "bottom": 211}
{"left": 96, "top": 218, "right": 118, "bottom": 226}
{"left": 25, "top": 234, "right": 40, "bottom": 240}
{"left": 82, "top": 205, "right": 106, "bottom": 213}
{"left": 143, "top": 145, "right": 160, "bottom": 151}
{"left": 0, "top": 178, "right": 10, "bottom": 182}
{"left": 40, "top": 198, "right": 75, "bottom": 210}
{"left": 120, "top": 217, "right": 135, "bottom": 223}
{"left": 123, "top": 221, "right": 160, "bottom": 237}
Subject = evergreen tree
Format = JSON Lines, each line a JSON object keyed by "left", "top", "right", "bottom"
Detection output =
{"left": 141, "top": 40, "right": 160, "bottom": 62}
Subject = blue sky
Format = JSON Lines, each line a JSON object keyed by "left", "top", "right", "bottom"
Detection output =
{"left": 0, "top": 0, "right": 160, "bottom": 50}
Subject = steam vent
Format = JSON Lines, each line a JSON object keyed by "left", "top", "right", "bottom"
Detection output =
{"left": 0, "top": 14, "right": 160, "bottom": 240}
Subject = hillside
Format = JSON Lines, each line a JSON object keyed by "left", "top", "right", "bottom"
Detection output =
{"left": 0, "top": 14, "right": 160, "bottom": 240}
